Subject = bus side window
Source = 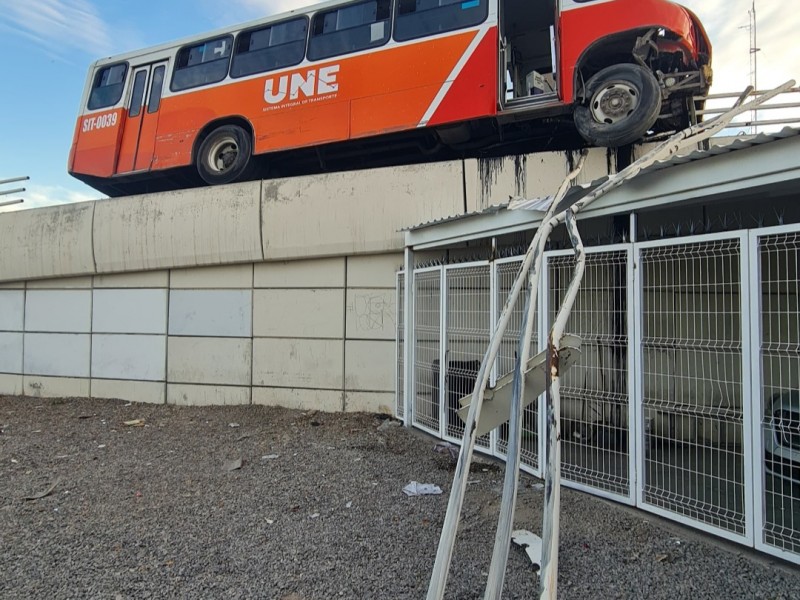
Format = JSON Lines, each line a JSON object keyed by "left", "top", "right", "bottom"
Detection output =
{"left": 307, "top": 0, "right": 391, "bottom": 61}
{"left": 231, "top": 17, "right": 308, "bottom": 78}
{"left": 148, "top": 66, "right": 166, "bottom": 113}
{"left": 88, "top": 63, "right": 128, "bottom": 110}
{"left": 171, "top": 36, "right": 233, "bottom": 92}
{"left": 393, "top": 0, "right": 488, "bottom": 42}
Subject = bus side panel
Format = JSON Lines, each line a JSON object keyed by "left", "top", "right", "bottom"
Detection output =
{"left": 426, "top": 26, "right": 497, "bottom": 127}
{"left": 70, "top": 110, "right": 126, "bottom": 178}
{"left": 348, "top": 30, "right": 482, "bottom": 138}
{"left": 147, "top": 29, "right": 483, "bottom": 170}
{"left": 558, "top": 0, "right": 696, "bottom": 103}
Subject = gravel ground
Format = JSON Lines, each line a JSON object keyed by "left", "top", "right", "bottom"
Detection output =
{"left": 1, "top": 396, "right": 797, "bottom": 599}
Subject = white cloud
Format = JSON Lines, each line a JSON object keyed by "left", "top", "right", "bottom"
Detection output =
{"left": 0, "top": 0, "right": 113, "bottom": 58}
{"left": 0, "top": 183, "right": 102, "bottom": 213}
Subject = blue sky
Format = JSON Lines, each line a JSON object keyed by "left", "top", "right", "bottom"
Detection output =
{"left": 0, "top": 0, "right": 796, "bottom": 211}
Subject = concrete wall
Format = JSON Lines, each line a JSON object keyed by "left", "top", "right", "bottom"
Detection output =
{"left": 0, "top": 255, "right": 401, "bottom": 412}
{"left": 0, "top": 149, "right": 616, "bottom": 411}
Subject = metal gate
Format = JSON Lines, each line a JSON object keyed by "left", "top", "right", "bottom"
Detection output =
{"left": 443, "top": 263, "right": 492, "bottom": 449}
{"left": 751, "top": 224, "right": 800, "bottom": 563}
{"left": 544, "top": 247, "right": 635, "bottom": 503}
{"left": 635, "top": 233, "right": 752, "bottom": 542}
{"left": 412, "top": 267, "right": 442, "bottom": 436}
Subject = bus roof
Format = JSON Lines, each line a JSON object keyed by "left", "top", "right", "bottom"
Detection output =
{"left": 90, "top": 0, "right": 359, "bottom": 68}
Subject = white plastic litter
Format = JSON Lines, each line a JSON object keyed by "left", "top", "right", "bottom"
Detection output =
{"left": 512, "top": 530, "right": 543, "bottom": 568}
{"left": 403, "top": 482, "right": 443, "bottom": 496}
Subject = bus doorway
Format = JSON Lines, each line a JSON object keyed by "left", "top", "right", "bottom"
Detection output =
{"left": 116, "top": 61, "right": 167, "bottom": 174}
{"left": 499, "top": 0, "right": 557, "bottom": 106}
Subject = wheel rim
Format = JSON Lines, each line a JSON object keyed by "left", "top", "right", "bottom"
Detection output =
{"left": 590, "top": 81, "right": 640, "bottom": 125}
{"left": 205, "top": 136, "right": 239, "bottom": 174}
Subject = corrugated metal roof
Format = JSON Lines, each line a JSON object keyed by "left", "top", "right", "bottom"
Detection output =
{"left": 404, "top": 127, "right": 800, "bottom": 232}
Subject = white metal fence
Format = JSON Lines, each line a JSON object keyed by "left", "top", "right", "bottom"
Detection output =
{"left": 399, "top": 224, "right": 800, "bottom": 564}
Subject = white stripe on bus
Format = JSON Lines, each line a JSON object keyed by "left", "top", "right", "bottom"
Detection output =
{"left": 417, "top": 25, "right": 491, "bottom": 128}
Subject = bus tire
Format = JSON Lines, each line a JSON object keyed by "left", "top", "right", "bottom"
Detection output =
{"left": 196, "top": 125, "right": 253, "bottom": 185}
{"left": 573, "top": 64, "right": 661, "bottom": 147}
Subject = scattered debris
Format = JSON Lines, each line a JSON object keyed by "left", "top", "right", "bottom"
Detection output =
{"left": 123, "top": 419, "right": 145, "bottom": 427}
{"left": 235, "top": 434, "right": 251, "bottom": 442}
{"left": 656, "top": 553, "right": 669, "bottom": 563}
{"left": 531, "top": 482, "right": 545, "bottom": 491}
{"left": 512, "top": 530, "right": 543, "bottom": 570}
{"left": 310, "top": 513, "right": 320, "bottom": 519}
{"left": 433, "top": 441, "right": 458, "bottom": 460}
{"left": 403, "top": 482, "right": 443, "bottom": 497}
{"left": 78, "top": 414, "right": 95, "bottom": 420}
{"left": 310, "top": 421, "right": 322, "bottom": 427}
{"left": 345, "top": 501, "right": 353, "bottom": 509}
{"left": 228, "top": 422, "right": 241, "bottom": 428}
{"left": 223, "top": 458, "right": 243, "bottom": 472}
{"left": 378, "top": 419, "right": 401, "bottom": 432}
{"left": 97, "top": 444, "right": 106, "bottom": 449}
{"left": 23, "top": 478, "right": 61, "bottom": 501}
{"left": 11, "top": 458, "right": 18, "bottom": 464}
{"left": 266, "top": 519, "right": 275, "bottom": 524}
{"left": 261, "top": 454, "right": 279, "bottom": 460}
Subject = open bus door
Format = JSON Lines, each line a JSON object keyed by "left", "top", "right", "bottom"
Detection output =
{"left": 498, "top": 0, "right": 558, "bottom": 109}
{"left": 116, "top": 61, "right": 167, "bottom": 174}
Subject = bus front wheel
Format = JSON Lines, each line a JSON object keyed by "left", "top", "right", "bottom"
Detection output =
{"left": 196, "top": 125, "right": 253, "bottom": 186}
{"left": 573, "top": 64, "right": 661, "bottom": 147}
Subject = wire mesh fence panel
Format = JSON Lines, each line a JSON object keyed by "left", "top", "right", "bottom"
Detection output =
{"left": 758, "top": 231, "right": 800, "bottom": 559}
{"left": 396, "top": 271, "right": 405, "bottom": 419}
{"left": 444, "top": 264, "right": 492, "bottom": 449}
{"left": 547, "top": 250, "right": 631, "bottom": 498}
{"left": 639, "top": 238, "right": 747, "bottom": 536}
{"left": 494, "top": 258, "right": 540, "bottom": 471}
{"left": 413, "top": 268, "right": 442, "bottom": 434}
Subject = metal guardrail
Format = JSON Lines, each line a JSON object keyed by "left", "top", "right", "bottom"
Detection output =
{"left": 695, "top": 86, "right": 800, "bottom": 129}
{"left": 0, "top": 176, "right": 28, "bottom": 208}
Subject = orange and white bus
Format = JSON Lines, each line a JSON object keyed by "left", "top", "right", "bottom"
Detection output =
{"left": 69, "top": 0, "right": 711, "bottom": 196}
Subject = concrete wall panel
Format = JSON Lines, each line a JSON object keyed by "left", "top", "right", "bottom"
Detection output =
{"left": 344, "top": 391, "right": 394, "bottom": 414}
{"left": 254, "top": 258, "right": 345, "bottom": 288}
{"left": 253, "top": 289, "right": 344, "bottom": 338}
{"left": 24, "top": 333, "right": 90, "bottom": 377}
{"left": 92, "top": 334, "right": 167, "bottom": 381}
{"left": 92, "top": 379, "right": 166, "bottom": 404}
{"left": 27, "top": 277, "right": 93, "bottom": 289}
{"left": 465, "top": 148, "right": 612, "bottom": 212}
{"left": 171, "top": 264, "right": 253, "bottom": 289}
{"left": 25, "top": 291, "right": 91, "bottom": 333}
{"left": 22, "top": 375, "right": 90, "bottom": 398}
{"left": 0, "top": 282, "right": 25, "bottom": 289}
{"left": 0, "top": 373, "right": 23, "bottom": 395}
{"left": 0, "top": 332, "right": 23, "bottom": 373}
{"left": 168, "top": 290, "right": 252, "bottom": 337}
{"left": 345, "top": 340, "right": 395, "bottom": 392}
{"left": 168, "top": 384, "right": 250, "bottom": 406}
{"left": 262, "top": 163, "right": 465, "bottom": 259}
{"left": 253, "top": 338, "right": 342, "bottom": 389}
{"left": 93, "top": 290, "right": 167, "bottom": 334}
{"left": 93, "top": 182, "right": 263, "bottom": 273}
{"left": 253, "top": 387, "right": 343, "bottom": 412}
{"left": 347, "top": 253, "right": 403, "bottom": 288}
{"left": 0, "top": 291, "right": 24, "bottom": 331}
{"left": 168, "top": 337, "right": 252, "bottom": 385}
{"left": 0, "top": 203, "right": 95, "bottom": 283}
{"left": 345, "top": 289, "right": 396, "bottom": 340}
{"left": 93, "top": 271, "right": 169, "bottom": 288}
